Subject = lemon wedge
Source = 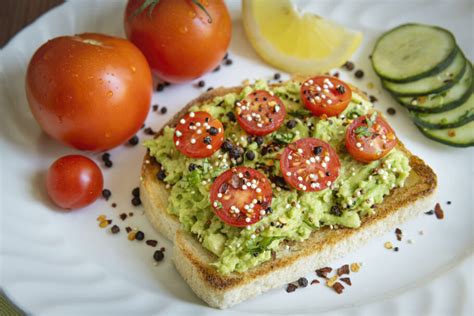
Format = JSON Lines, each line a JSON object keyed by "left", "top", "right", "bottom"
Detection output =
{"left": 242, "top": 0, "right": 363, "bottom": 74}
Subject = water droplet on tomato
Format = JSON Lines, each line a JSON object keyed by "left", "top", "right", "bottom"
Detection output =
{"left": 107, "top": 91, "right": 113, "bottom": 97}
{"left": 188, "top": 11, "right": 196, "bottom": 18}
{"left": 179, "top": 26, "right": 188, "bottom": 34}
{"left": 131, "top": 66, "right": 136, "bottom": 73}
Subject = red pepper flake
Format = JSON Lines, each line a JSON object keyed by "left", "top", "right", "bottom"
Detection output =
{"left": 286, "top": 283, "right": 297, "bottom": 293}
{"left": 160, "top": 247, "right": 166, "bottom": 252}
{"left": 395, "top": 227, "right": 403, "bottom": 241}
{"left": 316, "top": 267, "right": 332, "bottom": 278}
{"left": 310, "top": 279, "right": 320, "bottom": 285}
{"left": 111, "top": 203, "right": 117, "bottom": 208}
{"left": 146, "top": 240, "right": 158, "bottom": 247}
{"left": 120, "top": 213, "right": 127, "bottom": 221}
{"left": 337, "top": 264, "right": 350, "bottom": 276}
{"left": 128, "top": 212, "right": 134, "bottom": 217}
{"left": 332, "top": 282, "right": 345, "bottom": 294}
{"left": 434, "top": 203, "right": 444, "bottom": 219}
{"left": 125, "top": 226, "right": 132, "bottom": 233}
{"left": 340, "top": 277, "right": 352, "bottom": 286}
{"left": 447, "top": 130, "right": 456, "bottom": 137}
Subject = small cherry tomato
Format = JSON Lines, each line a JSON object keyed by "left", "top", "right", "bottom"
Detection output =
{"left": 174, "top": 111, "right": 224, "bottom": 158}
{"left": 300, "top": 76, "right": 352, "bottom": 117}
{"left": 210, "top": 166, "right": 273, "bottom": 227}
{"left": 280, "top": 138, "right": 341, "bottom": 191}
{"left": 345, "top": 112, "right": 397, "bottom": 163}
{"left": 46, "top": 155, "right": 103, "bottom": 210}
{"left": 235, "top": 90, "right": 286, "bottom": 136}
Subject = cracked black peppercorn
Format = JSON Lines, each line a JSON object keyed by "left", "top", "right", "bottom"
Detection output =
{"left": 104, "top": 160, "right": 113, "bottom": 168}
{"left": 101, "top": 153, "right": 110, "bottom": 161}
{"left": 128, "top": 135, "right": 139, "bottom": 146}
{"left": 298, "top": 277, "right": 308, "bottom": 288}
{"left": 188, "top": 163, "right": 197, "bottom": 171}
{"left": 131, "top": 196, "right": 141, "bottom": 206}
{"left": 111, "top": 225, "right": 120, "bottom": 234}
{"left": 157, "top": 170, "right": 166, "bottom": 181}
{"left": 203, "top": 136, "right": 212, "bottom": 144}
{"left": 135, "top": 231, "right": 145, "bottom": 241}
{"left": 221, "top": 140, "right": 233, "bottom": 152}
{"left": 102, "top": 189, "right": 111, "bottom": 201}
{"left": 274, "top": 73, "right": 281, "bottom": 80}
{"left": 132, "top": 187, "right": 140, "bottom": 197}
{"left": 156, "top": 83, "right": 165, "bottom": 91}
{"left": 245, "top": 150, "right": 255, "bottom": 161}
{"left": 226, "top": 111, "right": 236, "bottom": 122}
{"left": 153, "top": 250, "right": 164, "bottom": 262}
{"left": 313, "top": 146, "right": 323, "bottom": 155}
{"left": 160, "top": 107, "right": 167, "bottom": 114}
{"left": 286, "top": 119, "right": 297, "bottom": 129}
{"left": 208, "top": 127, "right": 218, "bottom": 135}
{"left": 255, "top": 136, "right": 264, "bottom": 146}
{"left": 336, "top": 85, "right": 345, "bottom": 94}
{"left": 387, "top": 107, "right": 396, "bottom": 115}
{"left": 355, "top": 69, "right": 364, "bottom": 78}
{"left": 197, "top": 80, "right": 205, "bottom": 87}
{"left": 343, "top": 61, "right": 355, "bottom": 71}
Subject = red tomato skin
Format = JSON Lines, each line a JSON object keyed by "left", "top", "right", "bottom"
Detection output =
{"left": 345, "top": 114, "right": 397, "bottom": 163}
{"left": 210, "top": 167, "right": 272, "bottom": 227}
{"left": 173, "top": 111, "right": 224, "bottom": 158}
{"left": 300, "top": 76, "right": 352, "bottom": 117}
{"left": 236, "top": 90, "right": 287, "bottom": 136}
{"left": 46, "top": 155, "right": 103, "bottom": 210}
{"left": 26, "top": 33, "right": 152, "bottom": 152}
{"left": 124, "top": 0, "right": 231, "bottom": 83}
{"left": 280, "top": 138, "right": 341, "bottom": 192}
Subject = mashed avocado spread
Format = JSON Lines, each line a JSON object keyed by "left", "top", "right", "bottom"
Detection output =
{"left": 144, "top": 80, "right": 411, "bottom": 274}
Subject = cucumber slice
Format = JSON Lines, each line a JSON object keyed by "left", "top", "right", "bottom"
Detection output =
{"left": 397, "top": 62, "right": 473, "bottom": 113}
{"left": 382, "top": 50, "right": 466, "bottom": 96}
{"left": 372, "top": 24, "right": 457, "bottom": 82}
{"left": 411, "top": 93, "right": 474, "bottom": 129}
{"left": 418, "top": 120, "right": 474, "bottom": 147}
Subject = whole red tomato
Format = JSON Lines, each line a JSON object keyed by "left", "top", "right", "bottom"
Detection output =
{"left": 124, "top": 0, "right": 232, "bottom": 83}
{"left": 46, "top": 155, "right": 103, "bottom": 210}
{"left": 26, "top": 33, "right": 152, "bottom": 151}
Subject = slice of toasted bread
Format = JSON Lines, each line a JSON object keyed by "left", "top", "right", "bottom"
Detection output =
{"left": 140, "top": 84, "right": 437, "bottom": 309}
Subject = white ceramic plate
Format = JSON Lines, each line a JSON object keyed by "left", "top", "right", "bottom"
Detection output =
{"left": 1, "top": 0, "right": 473, "bottom": 315}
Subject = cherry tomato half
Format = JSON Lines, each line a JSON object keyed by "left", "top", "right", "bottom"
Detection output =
{"left": 345, "top": 112, "right": 397, "bottom": 163}
{"left": 46, "top": 155, "right": 103, "bottom": 210}
{"left": 280, "top": 138, "right": 341, "bottom": 191}
{"left": 210, "top": 166, "right": 273, "bottom": 227}
{"left": 174, "top": 111, "right": 224, "bottom": 158}
{"left": 235, "top": 90, "right": 286, "bottom": 136}
{"left": 300, "top": 76, "right": 352, "bottom": 117}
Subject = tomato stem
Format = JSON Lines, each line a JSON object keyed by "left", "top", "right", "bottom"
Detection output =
{"left": 130, "top": 0, "right": 213, "bottom": 23}
{"left": 191, "top": 0, "right": 213, "bottom": 23}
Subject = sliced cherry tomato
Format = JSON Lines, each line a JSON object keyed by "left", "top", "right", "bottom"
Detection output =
{"left": 174, "top": 111, "right": 224, "bottom": 158}
{"left": 345, "top": 112, "right": 397, "bottom": 163}
{"left": 210, "top": 166, "right": 273, "bottom": 227}
{"left": 46, "top": 155, "right": 103, "bottom": 210}
{"left": 235, "top": 90, "right": 286, "bottom": 136}
{"left": 300, "top": 76, "right": 352, "bottom": 117}
{"left": 280, "top": 138, "right": 341, "bottom": 192}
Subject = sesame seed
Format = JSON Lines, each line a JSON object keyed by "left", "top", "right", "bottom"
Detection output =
{"left": 180, "top": 119, "right": 186, "bottom": 124}
{"left": 190, "top": 138, "right": 196, "bottom": 144}
{"left": 189, "top": 112, "right": 195, "bottom": 118}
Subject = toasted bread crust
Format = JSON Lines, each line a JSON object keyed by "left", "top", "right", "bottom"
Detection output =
{"left": 140, "top": 81, "right": 437, "bottom": 308}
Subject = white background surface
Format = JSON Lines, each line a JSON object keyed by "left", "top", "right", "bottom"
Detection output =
{"left": 1, "top": 0, "right": 473, "bottom": 315}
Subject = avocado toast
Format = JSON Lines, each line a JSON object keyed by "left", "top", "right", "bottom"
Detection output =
{"left": 140, "top": 78, "right": 437, "bottom": 308}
